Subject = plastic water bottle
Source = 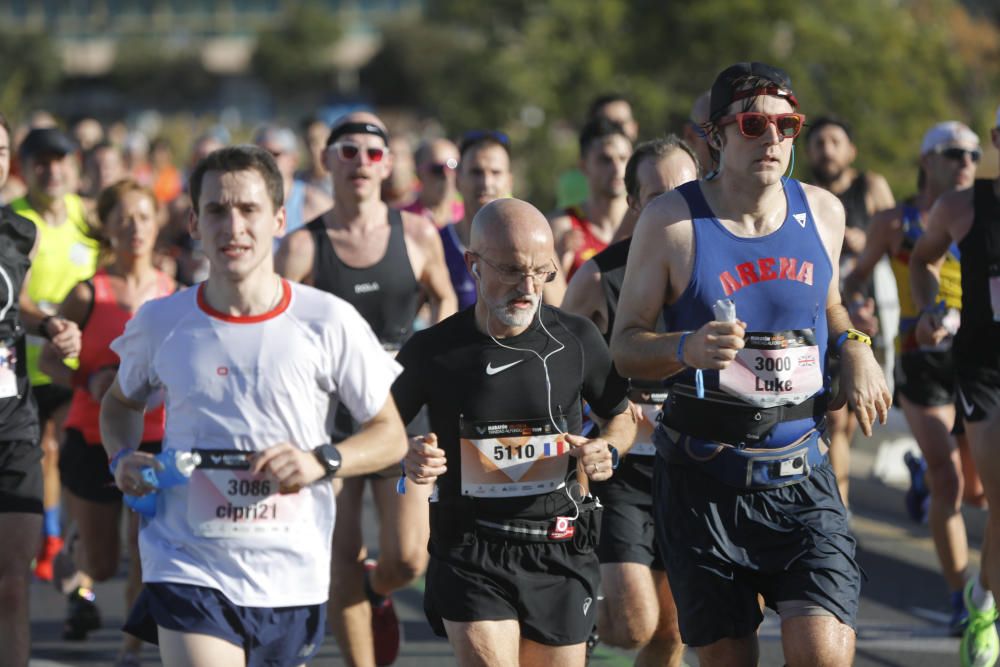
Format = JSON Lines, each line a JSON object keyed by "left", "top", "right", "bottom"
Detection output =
{"left": 124, "top": 450, "right": 202, "bottom": 518}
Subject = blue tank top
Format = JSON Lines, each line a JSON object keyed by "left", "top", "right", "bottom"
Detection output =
{"left": 440, "top": 223, "right": 477, "bottom": 310}
{"left": 666, "top": 178, "right": 833, "bottom": 446}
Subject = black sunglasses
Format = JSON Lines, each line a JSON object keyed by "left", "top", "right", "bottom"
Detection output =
{"left": 936, "top": 147, "right": 981, "bottom": 163}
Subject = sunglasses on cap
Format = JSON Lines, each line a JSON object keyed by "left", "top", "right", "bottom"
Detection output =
{"left": 424, "top": 157, "right": 459, "bottom": 177}
{"left": 935, "top": 147, "right": 981, "bottom": 163}
{"left": 329, "top": 141, "right": 388, "bottom": 163}
{"left": 716, "top": 112, "right": 806, "bottom": 140}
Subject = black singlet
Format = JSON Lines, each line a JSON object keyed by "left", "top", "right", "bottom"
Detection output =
{"left": 590, "top": 238, "right": 664, "bottom": 499}
{"left": 307, "top": 209, "right": 420, "bottom": 347}
{"left": 593, "top": 238, "right": 630, "bottom": 346}
{"left": 955, "top": 179, "right": 1000, "bottom": 371}
{"left": 0, "top": 208, "right": 39, "bottom": 441}
{"left": 392, "top": 306, "right": 629, "bottom": 520}
{"left": 838, "top": 172, "right": 871, "bottom": 232}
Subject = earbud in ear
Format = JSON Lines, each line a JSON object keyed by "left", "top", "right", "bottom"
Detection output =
{"left": 472, "top": 263, "right": 480, "bottom": 279}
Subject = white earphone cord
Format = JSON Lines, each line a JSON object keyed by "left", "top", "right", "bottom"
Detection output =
{"left": 480, "top": 284, "right": 586, "bottom": 515}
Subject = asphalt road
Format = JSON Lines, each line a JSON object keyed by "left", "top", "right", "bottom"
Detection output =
{"left": 29, "top": 432, "right": 984, "bottom": 666}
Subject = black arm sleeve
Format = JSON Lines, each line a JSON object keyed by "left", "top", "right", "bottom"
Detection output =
{"left": 570, "top": 313, "right": 629, "bottom": 420}
{"left": 391, "top": 333, "right": 428, "bottom": 425}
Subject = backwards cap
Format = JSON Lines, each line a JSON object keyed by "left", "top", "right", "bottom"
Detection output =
{"left": 920, "top": 121, "right": 979, "bottom": 156}
{"left": 709, "top": 62, "right": 798, "bottom": 122}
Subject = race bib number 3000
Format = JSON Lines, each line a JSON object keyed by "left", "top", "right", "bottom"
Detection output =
{"left": 460, "top": 418, "right": 570, "bottom": 498}
{"left": 719, "top": 329, "right": 823, "bottom": 409}
{"left": 187, "top": 450, "right": 302, "bottom": 539}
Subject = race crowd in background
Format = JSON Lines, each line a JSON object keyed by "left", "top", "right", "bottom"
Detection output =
{"left": 1, "top": 58, "right": 999, "bottom": 667}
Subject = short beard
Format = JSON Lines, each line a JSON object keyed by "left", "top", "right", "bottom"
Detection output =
{"left": 491, "top": 293, "right": 539, "bottom": 328}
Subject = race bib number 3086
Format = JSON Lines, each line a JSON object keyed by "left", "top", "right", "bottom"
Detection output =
{"left": 187, "top": 449, "right": 302, "bottom": 539}
{"left": 719, "top": 329, "right": 823, "bottom": 408}
{"left": 460, "top": 418, "right": 570, "bottom": 498}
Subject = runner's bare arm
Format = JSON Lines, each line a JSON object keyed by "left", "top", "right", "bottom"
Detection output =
{"left": 100, "top": 377, "right": 161, "bottom": 493}
{"left": 542, "top": 268, "right": 567, "bottom": 306}
{"left": 408, "top": 213, "right": 458, "bottom": 324}
{"left": 37, "top": 281, "right": 93, "bottom": 386}
{"left": 326, "top": 395, "right": 408, "bottom": 478}
{"left": 561, "top": 259, "right": 608, "bottom": 335}
{"left": 842, "top": 207, "right": 897, "bottom": 301}
{"left": 806, "top": 184, "right": 891, "bottom": 435}
{"left": 866, "top": 172, "right": 896, "bottom": 216}
{"left": 586, "top": 405, "right": 639, "bottom": 457}
{"left": 549, "top": 212, "right": 578, "bottom": 275}
{"left": 275, "top": 227, "right": 316, "bottom": 284}
{"left": 612, "top": 192, "right": 714, "bottom": 379}
{"left": 909, "top": 189, "right": 973, "bottom": 312}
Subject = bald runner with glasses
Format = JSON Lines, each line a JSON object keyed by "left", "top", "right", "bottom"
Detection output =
{"left": 394, "top": 197, "right": 636, "bottom": 666}
{"left": 612, "top": 62, "right": 890, "bottom": 666}
{"left": 277, "top": 112, "right": 457, "bottom": 667}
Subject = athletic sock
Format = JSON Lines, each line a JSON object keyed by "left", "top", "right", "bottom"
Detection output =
{"left": 44, "top": 507, "right": 61, "bottom": 538}
{"left": 971, "top": 577, "right": 995, "bottom": 612}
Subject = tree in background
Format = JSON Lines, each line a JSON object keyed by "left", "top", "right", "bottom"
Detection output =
{"left": 0, "top": 30, "right": 62, "bottom": 119}
{"left": 251, "top": 4, "right": 343, "bottom": 101}
{"left": 363, "top": 0, "right": 1000, "bottom": 208}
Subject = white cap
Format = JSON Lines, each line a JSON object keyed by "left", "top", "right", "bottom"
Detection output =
{"left": 920, "top": 121, "right": 979, "bottom": 155}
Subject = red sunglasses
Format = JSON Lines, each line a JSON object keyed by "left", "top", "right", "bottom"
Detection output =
{"left": 330, "top": 141, "right": 388, "bottom": 163}
{"left": 716, "top": 112, "right": 806, "bottom": 140}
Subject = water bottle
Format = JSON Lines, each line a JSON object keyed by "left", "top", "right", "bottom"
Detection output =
{"left": 124, "top": 450, "right": 202, "bottom": 518}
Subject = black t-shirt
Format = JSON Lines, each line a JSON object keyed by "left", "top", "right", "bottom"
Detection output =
{"left": 393, "top": 306, "right": 629, "bottom": 520}
{"left": 0, "top": 207, "right": 39, "bottom": 442}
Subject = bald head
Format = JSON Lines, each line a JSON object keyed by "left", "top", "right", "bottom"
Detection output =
{"left": 470, "top": 198, "right": 554, "bottom": 257}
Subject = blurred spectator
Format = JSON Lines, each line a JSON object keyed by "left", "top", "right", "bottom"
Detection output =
{"left": 253, "top": 123, "right": 332, "bottom": 237}
{"left": 404, "top": 138, "right": 463, "bottom": 228}
{"left": 381, "top": 134, "right": 418, "bottom": 208}
{"left": 298, "top": 115, "right": 333, "bottom": 197}
{"left": 149, "top": 137, "right": 182, "bottom": 205}
{"left": 70, "top": 117, "right": 104, "bottom": 153}
{"left": 123, "top": 131, "right": 152, "bottom": 186}
{"left": 79, "top": 141, "right": 125, "bottom": 201}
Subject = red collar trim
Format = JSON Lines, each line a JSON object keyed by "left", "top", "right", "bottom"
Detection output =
{"left": 196, "top": 279, "right": 292, "bottom": 323}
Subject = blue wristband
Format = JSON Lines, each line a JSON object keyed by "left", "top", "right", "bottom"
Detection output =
{"left": 108, "top": 448, "right": 135, "bottom": 476}
{"left": 834, "top": 330, "right": 849, "bottom": 353}
{"left": 677, "top": 332, "right": 691, "bottom": 366}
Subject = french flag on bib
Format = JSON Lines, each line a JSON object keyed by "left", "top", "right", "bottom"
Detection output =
{"left": 544, "top": 440, "right": 567, "bottom": 457}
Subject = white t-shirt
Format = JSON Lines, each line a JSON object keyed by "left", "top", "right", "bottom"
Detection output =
{"left": 111, "top": 279, "right": 401, "bottom": 607}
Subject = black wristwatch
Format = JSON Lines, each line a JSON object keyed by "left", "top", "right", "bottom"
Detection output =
{"left": 312, "top": 444, "right": 343, "bottom": 480}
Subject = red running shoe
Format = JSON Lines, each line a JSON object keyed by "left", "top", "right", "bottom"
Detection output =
{"left": 34, "top": 535, "right": 64, "bottom": 582}
{"left": 365, "top": 559, "right": 401, "bottom": 666}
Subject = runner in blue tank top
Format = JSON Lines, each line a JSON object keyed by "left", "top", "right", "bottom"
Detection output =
{"left": 611, "top": 62, "right": 891, "bottom": 666}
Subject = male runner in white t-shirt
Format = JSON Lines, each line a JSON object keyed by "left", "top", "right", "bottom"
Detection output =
{"left": 99, "top": 145, "right": 408, "bottom": 667}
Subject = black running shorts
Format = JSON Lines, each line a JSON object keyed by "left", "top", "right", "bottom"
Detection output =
{"left": 0, "top": 440, "right": 43, "bottom": 514}
{"left": 896, "top": 350, "right": 956, "bottom": 408}
{"left": 956, "top": 366, "right": 1000, "bottom": 424}
{"left": 424, "top": 515, "right": 601, "bottom": 646}
{"left": 59, "top": 428, "right": 162, "bottom": 504}
{"left": 653, "top": 455, "right": 860, "bottom": 648}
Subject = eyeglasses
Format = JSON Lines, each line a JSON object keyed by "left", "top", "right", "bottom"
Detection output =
{"left": 716, "top": 112, "right": 806, "bottom": 140}
{"left": 473, "top": 254, "right": 557, "bottom": 286}
{"left": 329, "top": 141, "right": 388, "bottom": 163}
{"left": 936, "top": 147, "right": 981, "bottom": 163}
{"left": 425, "top": 157, "right": 458, "bottom": 177}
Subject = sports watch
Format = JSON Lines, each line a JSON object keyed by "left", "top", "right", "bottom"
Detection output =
{"left": 312, "top": 444, "right": 343, "bottom": 480}
{"left": 834, "top": 328, "right": 872, "bottom": 356}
